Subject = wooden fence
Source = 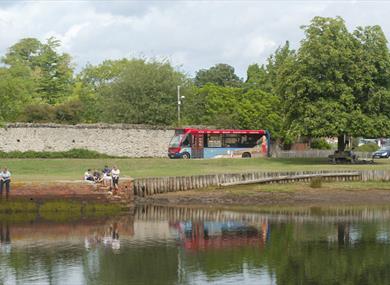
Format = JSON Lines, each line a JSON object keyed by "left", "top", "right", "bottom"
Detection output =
{"left": 273, "top": 150, "right": 373, "bottom": 159}
{"left": 132, "top": 170, "right": 390, "bottom": 197}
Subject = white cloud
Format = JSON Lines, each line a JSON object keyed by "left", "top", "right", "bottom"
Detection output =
{"left": 0, "top": 1, "right": 389, "bottom": 78}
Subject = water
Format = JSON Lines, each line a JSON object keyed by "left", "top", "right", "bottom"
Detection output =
{"left": 2, "top": 206, "right": 390, "bottom": 284}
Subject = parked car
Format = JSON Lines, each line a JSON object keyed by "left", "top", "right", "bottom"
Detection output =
{"left": 372, "top": 146, "right": 390, "bottom": 159}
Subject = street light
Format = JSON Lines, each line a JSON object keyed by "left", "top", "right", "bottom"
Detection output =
{"left": 177, "top": 85, "right": 185, "bottom": 126}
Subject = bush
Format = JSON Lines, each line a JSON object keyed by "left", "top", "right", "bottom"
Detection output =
{"left": 355, "top": 143, "right": 379, "bottom": 153}
{"left": 54, "top": 100, "right": 83, "bottom": 124}
{"left": 20, "top": 100, "right": 84, "bottom": 124}
{"left": 22, "top": 103, "right": 55, "bottom": 122}
{"left": 310, "top": 138, "right": 331, "bottom": 150}
{"left": 0, "top": 148, "right": 117, "bottom": 159}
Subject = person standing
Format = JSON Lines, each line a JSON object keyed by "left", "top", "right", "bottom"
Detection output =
{"left": 102, "top": 165, "right": 112, "bottom": 187}
{"left": 111, "top": 165, "right": 120, "bottom": 191}
{"left": 0, "top": 168, "right": 11, "bottom": 200}
{"left": 261, "top": 135, "right": 268, "bottom": 155}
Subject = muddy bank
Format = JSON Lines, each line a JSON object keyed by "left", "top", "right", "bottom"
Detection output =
{"left": 10, "top": 180, "right": 132, "bottom": 202}
{"left": 136, "top": 187, "right": 390, "bottom": 207}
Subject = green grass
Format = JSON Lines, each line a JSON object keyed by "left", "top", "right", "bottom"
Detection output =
{"left": 1, "top": 157, "right": 390, "bottom": 182}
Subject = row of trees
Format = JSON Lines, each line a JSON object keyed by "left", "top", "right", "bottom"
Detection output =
{"left": 1, "top": 16, "right": 390, "bottom": 148}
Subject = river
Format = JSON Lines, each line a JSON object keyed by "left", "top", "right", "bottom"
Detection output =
{"left": 1, "top": 205, "right": 390, "bottom": 284}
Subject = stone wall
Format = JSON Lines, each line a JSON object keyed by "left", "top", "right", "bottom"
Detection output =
{"left": 0, "top": 123, "right": 175, "bottom": 157}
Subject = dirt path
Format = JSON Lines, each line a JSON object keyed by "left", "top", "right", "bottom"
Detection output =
{"left": 136, "top": 188, "right": 390, "bottom": 207}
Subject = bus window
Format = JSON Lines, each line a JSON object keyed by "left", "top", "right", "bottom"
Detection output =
{"left": 222, "top": 134, "right": 239, "bottom": 147}
{"left": 182, "top": 135, "right": 191, "bottom": 147}
{"left": 169, "top": 134, "right": 184, "bottom": 147}
{"left": 207, "top": 134, "right": 222, "bottom": 147}
{"left": 239, "top": 134, "right": 261, "bottom": 147}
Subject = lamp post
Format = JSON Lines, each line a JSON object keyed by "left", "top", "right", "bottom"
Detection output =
{"left": 177, "top": 85, "right": 185, "bottom": 126}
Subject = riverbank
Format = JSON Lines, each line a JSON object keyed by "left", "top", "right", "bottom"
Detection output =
{"left": 136, "top": 181, "right": 390, "bottom": 207}
{"left": 0, "top": 180, "right": 133, "bottom": 214}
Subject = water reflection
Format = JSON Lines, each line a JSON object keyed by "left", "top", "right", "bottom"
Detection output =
{"left": 2, "top": 206, "right": 390, "bottom": 284}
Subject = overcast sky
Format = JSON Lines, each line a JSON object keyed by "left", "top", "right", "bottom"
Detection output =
{"left": 0, "top": 0, "right": 389, "bottom": 78}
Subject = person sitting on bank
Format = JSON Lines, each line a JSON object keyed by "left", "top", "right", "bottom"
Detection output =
{"left": 84, "top": 169, "right": 94, "bottom": 182}
{"left": 111, "top": 165, "right": 120, "bottom": 191}
{"left": 0, "top": 168, "right": 11, "bottom": 200}
{"left": 93, "top": 169, "right": 103, "bottom": 183}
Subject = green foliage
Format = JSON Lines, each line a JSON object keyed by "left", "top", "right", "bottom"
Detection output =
{"left": 184, "top": 84, "right": 283, "bottom": 137}
{"left": 282, "top": 17, "right": 390, "bottom": 141}
{"left": 355, "top": 143, "right": 379, "bottom": 152}
{"left": 0, "top": 68, "right": 33, "bottom": 121}
{"left": 21, "top": 103, "right": 55, "bottom": 122}
{"left": 1, "top": 16, "right": 390, "bottom": 142}
{"left": 0, "top": 149, "right": 115, "bottom": 159}
{"left": 21, "top": 100, "right": 83, "bottom": 124}
{"left": 195, "top": 63, "right": 242, "bottom": 87}
{"left": 97, "top": 59, "right": 190, "bottom": 125}
{"left": 3, "top": 37, "right": 74, "bottom": 105}
{"left": 310, "top": 138, "right": 332, "bottom": 150}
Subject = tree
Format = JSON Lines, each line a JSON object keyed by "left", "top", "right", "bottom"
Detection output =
{"left": 184, "top": 84, "right": 282, "bottom": 137}
{"left": 245, "top": 41, "right": 294, "bottom": 94}
{"left": 2, "top": 37, "right": 74, "bottom": 105}
{"left": 0, "top": 68, "right": 33, "bottom": 122}
{"left": 98, "top": 59, "right": 191, "bottom": 125}
{"left": 194, "top": 64, "right": 242, "bottom": 87}
{"left": 245, "top": 64, "right": 271, "bottom": 92}
{"left": 282, "top": 16, "right": 390, "bottom": 150}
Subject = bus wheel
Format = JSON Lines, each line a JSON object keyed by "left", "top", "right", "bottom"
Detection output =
{"left": 242, "top": 152, "right": 251, "bottom": 158}
{"left": 182, "top": 152, "right": 190, "bottom": 159}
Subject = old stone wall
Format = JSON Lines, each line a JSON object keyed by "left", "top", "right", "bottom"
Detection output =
{"left": 0, "top": 123, "right": 175, "bottom": 157}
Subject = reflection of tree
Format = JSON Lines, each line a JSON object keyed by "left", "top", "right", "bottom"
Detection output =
{"left": 82, "top": 246, "right": 179, "bottom": 285}
{"left": 337, "top": 223, "right": 350, "bottom": 246}
{"left": 267, "top": 222, "right": 390, "bottom": 285}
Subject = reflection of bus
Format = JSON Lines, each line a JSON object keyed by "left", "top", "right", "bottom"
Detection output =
{"left": 168, "top": 128, "right": 270, "bottom": 159}
{"left": 170, "top": 221, "right": 270, "bottom": 251}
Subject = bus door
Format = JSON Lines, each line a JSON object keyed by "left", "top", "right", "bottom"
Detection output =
{"left": 191, "top": 134, "right": 204, "bottom": 158}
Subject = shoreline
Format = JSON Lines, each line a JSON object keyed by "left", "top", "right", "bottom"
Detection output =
{"left": 135, "top": 182, "right": 390, "bottom": 208}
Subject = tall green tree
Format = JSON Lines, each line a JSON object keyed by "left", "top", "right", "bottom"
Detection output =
{"left": 0, "top": 68, "right": 33, "bottom": 122}
{"left": 98, "top": 59, "right": 191, "bottom": 125}
{"left": 282, "top": 16, "right": 390, "bottom": 150}
{"left": 3, "top": 37, "right": 74, "bottom": 105}
{"left": 194, "top": 64, "right": 242, "bottom": 88}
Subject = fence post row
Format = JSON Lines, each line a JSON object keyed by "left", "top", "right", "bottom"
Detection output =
{"left": 132, "top": 170, "right": 390, "bottom": 196}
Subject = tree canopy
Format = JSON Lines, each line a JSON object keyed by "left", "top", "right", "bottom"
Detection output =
{"left": 194, "top": 63, "right": 242, "bottom": 87}
{"left": 1, "top": 16, "right": 390, "bottom": 149}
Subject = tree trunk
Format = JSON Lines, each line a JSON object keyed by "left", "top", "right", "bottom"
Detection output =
{"left": 337, "top": 135, "right": 346, "bottom": 151}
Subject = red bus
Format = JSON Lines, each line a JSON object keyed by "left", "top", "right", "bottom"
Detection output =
{"left": 168, "top": 128, "right": 270, "bottom": 159}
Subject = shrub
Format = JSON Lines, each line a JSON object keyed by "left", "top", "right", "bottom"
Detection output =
{"left": 54, "top": 100, "right": 83, "bottom": 124}
{"left": 0, "top": 148, "right": 117, "bottom": 159}
{"left": 21, "top": 103, "right": 55, "bottom": 122}
{"left": 355, "top": 143, "right": 379, "bottom": 153}
{"left": 310, "top": 138, "right": 331, "bottom": 150}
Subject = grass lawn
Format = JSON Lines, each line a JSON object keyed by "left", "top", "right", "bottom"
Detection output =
{"left": 1, "top": 157, "right": 390, "bottom": 182}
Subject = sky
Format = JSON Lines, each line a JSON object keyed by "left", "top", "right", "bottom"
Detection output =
{"left": 0, "top": 0, "right": 390, "bottom": 78}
